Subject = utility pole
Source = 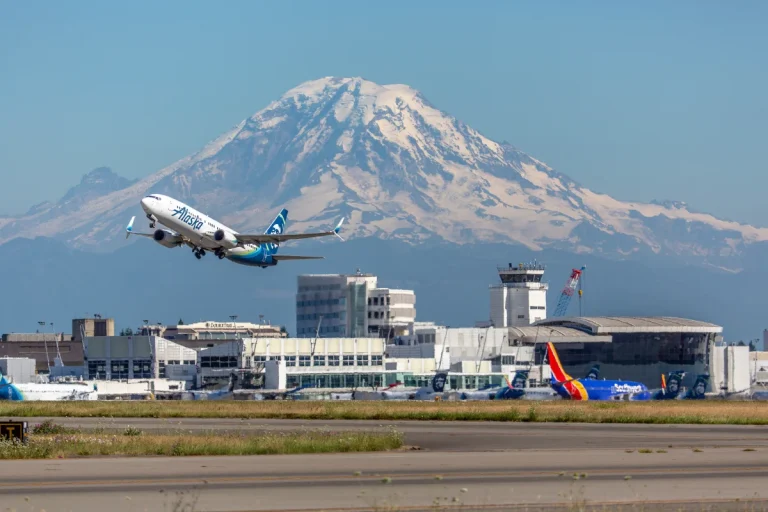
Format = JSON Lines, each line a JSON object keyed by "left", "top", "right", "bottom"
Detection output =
{"left": 37, "top": 321, "right": 51, "bottom": 374}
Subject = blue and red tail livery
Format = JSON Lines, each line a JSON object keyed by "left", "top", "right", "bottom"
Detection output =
{"left": 547, "top": 342, "right": 651, "bottom": 401}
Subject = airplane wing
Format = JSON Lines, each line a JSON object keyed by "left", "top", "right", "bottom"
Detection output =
{"left": 272, "top": 255, "right": 324, "bottom": 261}
{"left": 125, "top": 216, "right": 154, "bottom": 239}
{"left": 235, "top": 218, "right": 345, "bottom": 245}
{"left": 125, "top": 216, "right": 196, "bottom": 248}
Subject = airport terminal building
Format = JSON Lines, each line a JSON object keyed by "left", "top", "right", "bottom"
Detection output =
{"left": 529, "top": 316, "right": 723, "bottom": 388}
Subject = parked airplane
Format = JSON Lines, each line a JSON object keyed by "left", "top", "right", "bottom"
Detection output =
{"left": 547, "top": 342, "right": 651, "bottom": 401}
{"left": 493, "top": 370, "right": 560, "bottom": 400}
{"left": 652, "top": 371, "right": 710, "bottom": 400}
{"left": 0, "top": 371, "right": 98, "bottom": 401}
{"left": 126, "top": 194, "right": 344, "bottom": 267}
{"left": 652, "top": 371, "right": 685, "bottom": 400}
{"left": 378, "top": 372, "right": 448, "bottom": 400}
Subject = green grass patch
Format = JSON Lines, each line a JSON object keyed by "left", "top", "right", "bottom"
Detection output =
{"left": 2, "top": 400, "right": 768, "bottom": 425}
{"left": 0, "top": 428, "right": 403, "bottom": 460}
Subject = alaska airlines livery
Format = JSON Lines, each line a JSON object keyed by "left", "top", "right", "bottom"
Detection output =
{"left": 547, "top": 342, "right": 651, "bottom": 401}
{"left": 126, "top": 194, "right": 344, "bottom": 267}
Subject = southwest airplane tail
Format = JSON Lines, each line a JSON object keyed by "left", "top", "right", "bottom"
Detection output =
{"left": 547, "top": 342, "right": 589, "bottom": 400}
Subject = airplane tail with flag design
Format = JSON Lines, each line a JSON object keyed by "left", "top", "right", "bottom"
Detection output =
{"left": 546, "top": 342, "right": 589, "bottom": 400}
{"left": 547, "top": 342, "right": 572, "bottom": 384}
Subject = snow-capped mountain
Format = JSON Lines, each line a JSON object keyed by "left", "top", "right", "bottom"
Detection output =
{"left": 1, "top": 77, "right": 766, "bottom": 269}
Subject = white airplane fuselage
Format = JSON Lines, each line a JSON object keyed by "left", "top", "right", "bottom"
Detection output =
{"left": 140, "top": 194, "right": 281, "bottom": 267}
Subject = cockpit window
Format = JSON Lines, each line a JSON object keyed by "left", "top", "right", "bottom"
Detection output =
{"left": 145, "top": 195, "right": 161, "bottom": 200}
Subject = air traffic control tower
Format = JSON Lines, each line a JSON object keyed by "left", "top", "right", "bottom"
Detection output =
{"left": 489, "top": 262, "right": 548, "bottom": 328}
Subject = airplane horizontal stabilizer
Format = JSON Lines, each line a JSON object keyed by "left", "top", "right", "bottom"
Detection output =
{"left": 272, "top": 255, "right": 324, "bottom": 261}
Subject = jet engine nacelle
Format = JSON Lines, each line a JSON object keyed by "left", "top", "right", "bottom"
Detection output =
{"left": 214, "top": 229, "right": 238, "bottom": 249}
{"left": 153, "top": 229, "right": 183, "bottom": 248}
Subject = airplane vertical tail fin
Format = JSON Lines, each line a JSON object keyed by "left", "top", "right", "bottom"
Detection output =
{"left": 585, "top": 364, "right": 600, "bottom": 380}
{"left": 510, "top": 370, "right": 529, "bottom": 388}
{"left": 546, "top": 342, "right": 572, "bottom": 384}
{"left": 264, "top": 208, "right": 288, "bottom": 255}
{"left": 431, "top": 372, "right": 447, "bottom": 392}
{"left": 265, "top": 209, "right": 288, "bottom": 235}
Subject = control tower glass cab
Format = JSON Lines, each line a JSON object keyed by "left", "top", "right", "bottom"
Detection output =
{"left": 490, "top": 262, "right": 548, "bottom": 328}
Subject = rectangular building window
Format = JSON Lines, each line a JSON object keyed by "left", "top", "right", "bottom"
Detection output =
{"left": 371, "top": 355, "right": 383, "bottom": 366}
{"left": 501, "top": 355, "right": 515, "bottom": 365}
{"left": 313, "top": 355, "right": 326, "bottom": 366}
{"left": 285, "top": 356, "right": 296, "bottom": 367}
{"left": 356, "top": 355, "right": 369, "bottom": 366}
{"left": 328, "top": 355, "right": 340, "bottom": 366}
{"left": 111, "top": 360, "right": 129, "bottom": 380}
{"left": 343, "top": 355, "right": 355, "bottom": 366}
{"left": 88, "top": 360, "right": 107, "bottom": 380}
{"left": 132, "top": 360, "right": 152, "bottom": 379}
{"left": 299, "top": 355, "right": 311, "bottom": 367}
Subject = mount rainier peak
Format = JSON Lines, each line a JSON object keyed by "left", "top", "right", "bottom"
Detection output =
{"left": 1, "top": 76, "right": 766, "bottom": 270}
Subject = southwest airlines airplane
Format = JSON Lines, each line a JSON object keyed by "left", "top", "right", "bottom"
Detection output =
{"left": 126, "top": 194, "right": 344, "bottom": 267}
{"left": 547, "top": 342, "right": 651, "bottom": 401}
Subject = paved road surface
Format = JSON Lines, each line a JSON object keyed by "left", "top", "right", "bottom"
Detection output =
{"left": 20, "top": 416, "right": 768, "bottom": 451}
{"left": 2, "top": 418, "right": 767, "bottom": 511}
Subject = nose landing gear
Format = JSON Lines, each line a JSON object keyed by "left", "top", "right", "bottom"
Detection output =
{"left": 146, "top": 213, "right": 158, "bottom": 229}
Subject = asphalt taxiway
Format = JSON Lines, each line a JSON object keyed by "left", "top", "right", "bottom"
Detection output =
{"left": 2, "top": 419, "right": 767, "bottom": 511}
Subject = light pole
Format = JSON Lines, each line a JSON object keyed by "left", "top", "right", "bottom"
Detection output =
{"left": 37, "top": 321, "right": 51, "bottom": 374}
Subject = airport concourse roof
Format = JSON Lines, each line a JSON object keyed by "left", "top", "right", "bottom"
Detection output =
{"left": 506, "top": 326, "right": 612, "bottom": 343}
{"left": 533, "top": 316, "right": 723, "bottom": 335}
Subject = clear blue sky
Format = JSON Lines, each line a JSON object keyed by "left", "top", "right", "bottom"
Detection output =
{"left": 1, "top": 1, "right": 766, "bottom": 225}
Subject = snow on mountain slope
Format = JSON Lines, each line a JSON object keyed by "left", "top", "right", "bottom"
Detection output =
{"left": 1, "top": 76, "right": 766, "bottom": 269}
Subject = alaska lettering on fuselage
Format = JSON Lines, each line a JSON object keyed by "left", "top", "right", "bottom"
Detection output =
{"left": 126, "top": 194, "right": 344, "bottom": 268}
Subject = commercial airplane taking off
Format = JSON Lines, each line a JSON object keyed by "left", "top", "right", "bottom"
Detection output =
{"left": 126, "top": 194, "right": 345, "bottom": 267}
{"left": 547, "top": 342, "right": 651, "bottom": 401}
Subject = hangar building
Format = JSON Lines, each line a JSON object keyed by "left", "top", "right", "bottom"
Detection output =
{"left": 530, "top": 316, "right": 723, "bottom": 388}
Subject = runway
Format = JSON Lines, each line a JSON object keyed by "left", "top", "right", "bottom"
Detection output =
{"left": 2, "top": 418, "right": 768, "bottom": 511}
{"left": 21, "top": 416, "right": 768, "bottom": 451}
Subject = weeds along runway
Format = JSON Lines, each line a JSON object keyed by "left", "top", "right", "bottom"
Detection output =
{"left": 3, "top": 419, "right": 768, "bottom": 511}
{"left": 19, "top": 416, "right": 768, "bottom": 451}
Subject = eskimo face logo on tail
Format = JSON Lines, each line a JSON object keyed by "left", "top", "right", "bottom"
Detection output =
{"left": 172, "top": 206, "right": 204, "bottom": 231}
{"left": 265, "top": 222, "right": 282, "bottom": 252}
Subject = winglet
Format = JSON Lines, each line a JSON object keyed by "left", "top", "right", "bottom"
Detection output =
{"left": 125, "top": 216, "right": 136, "bottom": 239}
{"left": 333, "top": 217, "right": 345, "bottom": 241}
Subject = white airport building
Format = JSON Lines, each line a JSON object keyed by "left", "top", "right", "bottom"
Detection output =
{"left": 295, "top": 272, "right": 416, "bottom": 339}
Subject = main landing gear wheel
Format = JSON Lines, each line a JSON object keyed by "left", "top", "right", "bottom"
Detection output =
{"left": 193, "top": 248, "right": 205, "bottom": 259}
{"left": 214, "top": 248, "right": 226, "bottom": 259}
